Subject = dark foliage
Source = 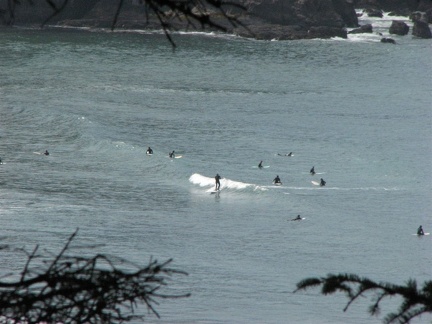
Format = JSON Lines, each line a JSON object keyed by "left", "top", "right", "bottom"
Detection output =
{"left": 0, "top": 0, "right": 247, "bottom": 46}
{"left": 0, "top": 229, "right": 190, "bottom": 323}
{"left": 294, "top": 273, "right": 432, "bottom": 324}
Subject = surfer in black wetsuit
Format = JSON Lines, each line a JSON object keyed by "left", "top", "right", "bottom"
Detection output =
{"left": 146, "top": 147, "right": 153, "bottom": 154}
{"left": 417, "top": 225, "right": 424, "bottom": 236}
{"left": 292, "top": 215, "right": 302, "bottom": 221}
{"left": 169, "top": 150, "right": 175, "bottom": 158}
{"left": 44, "top": 150, "right": 49, "bottom": 156}
{"left": 310, "top": 166, "right": 315, "bottom": 175}
{"left": 273, "top": 175, "right": 281, "bottom": 184}
{"left": 320, "top": 178, "right": 326, "bottom": 186}
{"left": 258, "top": 161, "right": 263, "bottom": 168}
{"left": 215, "top": 174, "right": 221, "bottom": 190}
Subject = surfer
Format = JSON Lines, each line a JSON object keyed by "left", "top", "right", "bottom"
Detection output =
{"left": 273, "top": 175, "right": 281, "bottom": 184}
{"left": 287, "top": 152, "right": 293, "bottom": 156}
{"left": 319, "top": 178, "right": 326, "bottom": 186}
{"left": 292, "top": 215, "right": 302, "bottom": 221}
{"left": 258, "top": 161, "right": 263, "bottom": 168}
{"left": 169, "top": 150, "right": 175, "bottom": 158}
{"left": 417, "top": 225, "right": 424, "bottom": 236}
{"left": 215, "top": 174, "right": 221, "bottom": 190}
{"left": 44, "top": 150, "right": 49, "bottom": 156}
{"left": 310, "top": 166, "right": 315, "bottom": 175}
{"left": 146, "top": 147, "right": 153, "bottom": 154}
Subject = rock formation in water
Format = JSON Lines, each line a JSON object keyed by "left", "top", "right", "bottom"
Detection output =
{"left": 0, "top": 0, "right": 431, "bottom": 40}
{"left": 389, "top": 20, "right": 409, "bottom": 35}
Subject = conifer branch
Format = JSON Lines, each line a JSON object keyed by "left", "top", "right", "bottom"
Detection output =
{"left": 294, "top": 273, "right": 432, "bottom": 324}
{"left": 0, "top": 229, "right": 190, "bottom": 323}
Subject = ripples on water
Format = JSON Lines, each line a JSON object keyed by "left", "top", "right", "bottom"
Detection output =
{"left": 0, "top": 20, "right": 431, "bottom": 324}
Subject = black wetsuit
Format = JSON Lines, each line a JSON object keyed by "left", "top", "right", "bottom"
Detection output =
{"left": 215, "top": 174, "right": 221, "bottom": 190}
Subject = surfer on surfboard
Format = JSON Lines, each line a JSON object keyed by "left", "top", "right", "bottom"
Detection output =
{"left": 258, "top": 161, "right": 263, "bottom": 169}
{"left": 292, "top": 215, "right": 302, "bottom": 221}
{"left": 215, "top": 174, "right": 221, "bottom": 190}
{"left": 273, "top": 175, "right": 282, "bottom": 185}
{"left": 417, "top": 225, "right": 424, "bottom": 236}
{"left": 169, "top": 150, "right": 175, "bottom": 158}
{"left": 146, "top": 147, "right": 153, "bottom": 154}
{"left": 44, "top": 150, "right": 49, "bottom": 156}
{"left": 277, "top": 152, "right": 293, "bottom": 157}
{"left": 320, "top": 178, "right": 326, "bottom": 186}
{"left": 310, "top": 166, "right": 315, "bottom": 175}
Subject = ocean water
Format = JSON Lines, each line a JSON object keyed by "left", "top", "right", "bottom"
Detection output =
{"left": 0, "top": 12, "right": 431, "bottom": 324}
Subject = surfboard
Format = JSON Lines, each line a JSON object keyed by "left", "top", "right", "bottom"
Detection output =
{"left": 175, "top": 155, "right": 183, "bottom": 159}
{"left": 412, "top": 233, "right": 430, "bottom": 236}
{"left": 273, "top": 182, "right": 282, "bottom": 186}
{"left": 311, "top": 181, "right": 320, "bottom": 186}
{"left": 210, "top": 190, "right": 220, "bottom": 195}
{"left": 291, "top": 217, "right": 306, "bottom": 221}
{"left": 146, "top": 152, "right": 153, "bottom": 155}
{"left": 253, "top": 165, "right": 270, "bottom": 168}
{"left": 33, "top": 152, "right": 42, "bottom": 155}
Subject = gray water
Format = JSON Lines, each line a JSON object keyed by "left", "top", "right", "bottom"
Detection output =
{"left": 0, "top": 22, "right": 431, "bottom": 324}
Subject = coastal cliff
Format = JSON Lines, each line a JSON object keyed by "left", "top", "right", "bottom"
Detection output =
{"left": 2, "top": 0, "right": 431, "bottom": 40}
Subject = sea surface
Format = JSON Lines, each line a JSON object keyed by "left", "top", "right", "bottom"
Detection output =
{"left": 0, "top": 12, "right": 431, "bottom": 324}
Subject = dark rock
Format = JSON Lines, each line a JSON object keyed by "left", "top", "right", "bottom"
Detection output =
{"left": 412, "top": 20, "right": 432, "bottom": 38}
{"left": 364, "top": 8, "right": 383, "bottom": 18}
{"left": 307, "top": 26, "right": 348, "bottom": 39}
{"left": 380, "top": 37, "right": 396, "bottom": 44}
{"left": 348, "top": 23, "right": 373, "bottom": 33}
{"left": 389, "top": 20, "right": 409, "bottom": 35}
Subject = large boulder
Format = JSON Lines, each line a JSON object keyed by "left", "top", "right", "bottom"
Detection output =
{"left": 244, "top": 0, "right": 356, "bottom": 27}
{"left": 411, "top": 11, "right": 432, "bottom": 38}
{"left": 348, "top": 23, "right": 373, "bottom": 33}
{"left": 412, "top": 20, "right": 432, "bottom": 38}
{"left": 389, "top": 20, "right": 409, "bottom": 35}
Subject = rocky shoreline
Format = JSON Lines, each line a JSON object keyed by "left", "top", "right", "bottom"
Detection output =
{"left": 2, "top": 0, "right": 431, "bottom": 39}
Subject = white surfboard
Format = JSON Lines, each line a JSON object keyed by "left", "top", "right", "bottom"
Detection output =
{"left": 146, "top": 152, "right": 153, "bottom": 156}
{"left": 412, "top": 233, "right": 430, "bottom": 236}
{"left": 33, "top": 152, "right": 42, "bottom": 155}
{"left": 273, "top": 182, "right": 282, "bottom": 186}
{"left": 311, "top": 181, "right": 320, "bottom": 186}
{"left": 175, "top": 155, "right": 183, "bottom": 159}
{"left": 210, "top": 190, "right": 220, "bottom": 195}
{"left": 253, "top": 165, "right": 270, "bottom": 168}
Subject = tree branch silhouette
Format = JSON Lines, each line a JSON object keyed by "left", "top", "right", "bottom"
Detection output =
{"left": 294, "top": 273, "right": 432, "bottom": 324}
{"left": 0, "top": 0, "right": 249, "bottom": 47}
{"left": 0, "top": 229, "right": 190, "bottom": 323}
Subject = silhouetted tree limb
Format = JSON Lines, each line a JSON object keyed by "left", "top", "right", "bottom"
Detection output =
{"left": 0, "top": 0, "right": 248, "bottom": 47}
{"left": 0, "top": 229, "right": 190, "bottom": 323}
{"left": 294, "top": 273, "right": 432, "bottom": 324}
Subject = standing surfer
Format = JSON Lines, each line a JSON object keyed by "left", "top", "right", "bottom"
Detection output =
{"left": 215, "top": 174, "right": 221, "bottom": 190}
{"left": 310, "top": 166, "right": 315, "bottom": 175}
{"left": 320, "top": 178, "right": 326, "bottom": 186}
